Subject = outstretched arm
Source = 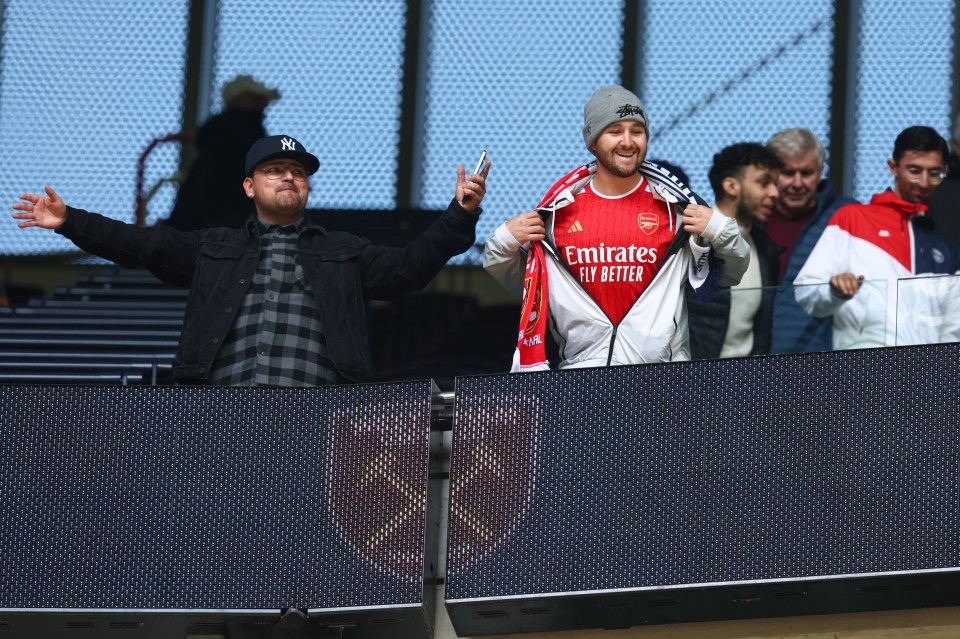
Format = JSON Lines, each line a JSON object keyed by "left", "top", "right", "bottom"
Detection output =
{"left": 12, "top": 186, "right": 68, "bottom": 229}
{"left": 14, "top": 186, "right": 200, "bottom": 287}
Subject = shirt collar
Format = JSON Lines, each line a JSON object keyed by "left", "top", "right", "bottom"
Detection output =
{"left": 246, "top": 212, "right": 327, "bottom": 237}
{"left": 255, "top": 216, "right": 304, "bottom": 235}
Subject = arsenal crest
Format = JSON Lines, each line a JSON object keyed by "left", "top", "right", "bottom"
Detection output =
{"left": 638, "top": 211, "right": 659, "bottom": 235}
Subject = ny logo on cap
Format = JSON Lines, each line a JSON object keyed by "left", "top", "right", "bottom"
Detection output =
{"left": 281, "top": 137, "right": 297, "bottom": 151}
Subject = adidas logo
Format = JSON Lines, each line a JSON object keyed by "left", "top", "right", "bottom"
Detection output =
{"left": 567, "top": 220, "right": 583, "bottom": 233}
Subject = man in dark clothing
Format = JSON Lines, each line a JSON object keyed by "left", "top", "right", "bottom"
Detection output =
{"left": 766, "top": 128, "right": 855, "bottom": 354}
{"left": 688, "top": 142, "right": 783, "bottom": 360}
{"left": 167, "top": 75, "right": 279, "bottom": 231}
{"left": 924, "top": 116, "right": 960, "bottom": 246}
{"left": 13, "top": 135, "right": 491, "bottom": 386}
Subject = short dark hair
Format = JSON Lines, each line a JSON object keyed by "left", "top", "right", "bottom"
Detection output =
{"left": 708, "top": 142, "right": 784, "bottom": 200}
{"left": 892, "top": 126, "right": 948, "bottom": 164}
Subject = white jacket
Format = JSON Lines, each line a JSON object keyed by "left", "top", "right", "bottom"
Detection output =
{"left": 484, "top": 178, "right": 749, "bottom": 369}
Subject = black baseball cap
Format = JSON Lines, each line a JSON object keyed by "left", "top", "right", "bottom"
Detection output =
{"left": 245, "top": 135, "right": 320, "bottom": 176}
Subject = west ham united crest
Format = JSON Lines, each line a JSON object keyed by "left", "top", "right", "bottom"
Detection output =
{"left": 446, "top": 392, "right": 541, "bottom": 575}
{"left": 324, "top": 400, "right": 430, "bottom": 584}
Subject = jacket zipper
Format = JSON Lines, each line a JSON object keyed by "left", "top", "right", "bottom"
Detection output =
{"left": 606, "top": 326, "right": 618, "bottom": 366}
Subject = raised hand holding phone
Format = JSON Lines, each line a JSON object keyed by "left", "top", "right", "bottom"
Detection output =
{"left": 457, "top": 150, "right": 491, "bottom": 213}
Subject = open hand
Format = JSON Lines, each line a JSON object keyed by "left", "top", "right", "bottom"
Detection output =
{"left": 12, "top": 186, "right": 67, "bottom": 230}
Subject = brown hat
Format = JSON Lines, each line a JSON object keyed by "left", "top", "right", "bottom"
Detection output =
{"left": 222, "top": 75, "right": 280, "bottom": 107}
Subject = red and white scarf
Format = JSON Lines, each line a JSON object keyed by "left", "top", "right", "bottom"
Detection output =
{"left": 514, "top": 241, "right": 549, "bottom": 370}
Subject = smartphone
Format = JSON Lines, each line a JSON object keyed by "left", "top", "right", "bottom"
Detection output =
{"left": 472, "top": 150, "right": 488, "bottom": 176}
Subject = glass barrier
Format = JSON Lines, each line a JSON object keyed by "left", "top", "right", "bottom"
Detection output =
{"left": 686, "top": 278, "right": 896, "bottom": 361}
{"left": 896, "top": 274, "right": 960, "bottom": 347}
{"left": 685, "top": 274, "right": 960, "bottom": 361}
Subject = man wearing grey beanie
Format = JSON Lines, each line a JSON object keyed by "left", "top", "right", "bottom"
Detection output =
{"left": 484, "top": 85, "right": 750, "bottom": 371}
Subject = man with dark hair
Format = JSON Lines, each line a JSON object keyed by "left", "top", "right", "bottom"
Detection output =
{"left": 688, "top": 142, "right": 782, "bottom": 359}
{"left": 795, "top": 125, "right": 960, "bottom": 349}
{"left": 483, "top": 85, "right": 749, "bottom": 371}
{"left": 13, "top": 134, "right": 490, "bottom": 386}
{"left": 766, "top": 128, "right": 855, "bottom": 354}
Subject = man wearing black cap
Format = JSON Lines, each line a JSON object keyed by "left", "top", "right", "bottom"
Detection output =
{"left": 13, "top": 134, "right": 490, "bottom": 386}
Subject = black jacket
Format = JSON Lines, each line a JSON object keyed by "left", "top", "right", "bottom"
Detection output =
{"left": 57, "top": 200, "right": 479, "bottom": 383}
{"left": 925, "top": 152, "right": 960, "bottom": 247}
{"left": 687, "top": 224, "right": 782, "bottom": 360}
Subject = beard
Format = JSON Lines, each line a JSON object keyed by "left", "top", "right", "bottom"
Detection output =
{"left": 255, "top": 185, "right": 306, "bottom": 222}
{"left": 594, "top": 147, "right": 644, "bottom": 178}
{"left": 736, "top": 193, "right": 769, "bottom": 225}
{"left": 271, "top": 185, "right": 304, "bottom": 209}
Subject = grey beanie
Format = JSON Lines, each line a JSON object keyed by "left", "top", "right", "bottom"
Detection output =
{"left": 582, "top": 85, "right": 649, "bottom": 150}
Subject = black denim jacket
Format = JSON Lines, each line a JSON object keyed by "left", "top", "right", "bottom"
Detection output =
{"left": 57, "top": 200, "right": 479, "bottom": 383}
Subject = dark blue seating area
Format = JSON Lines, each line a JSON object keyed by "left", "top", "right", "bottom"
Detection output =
{"left": 0, "top": 268, "right": 183, "bottom": 385}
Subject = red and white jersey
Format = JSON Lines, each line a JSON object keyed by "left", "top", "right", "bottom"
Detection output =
{"left": 553, "top": 180, "right": 673, "bottom": 325}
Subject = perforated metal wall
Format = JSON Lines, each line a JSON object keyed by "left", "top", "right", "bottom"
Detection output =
{"left": 640, "top": 0, "right": 835, "bottom": 199}
{"left": 0, "top": 1, "right": 956, "bottom": 259}
{"left": 418, "top": 0, "right": 625, "bottom": 263}
{"left": 213, "top": 0, "right": 407, "bottom": 211}
{"left": 0, "top": 0, "right": 189, "bottom": 255}
{"left": 849, "top": 0, "right": 954, "bottom": 203}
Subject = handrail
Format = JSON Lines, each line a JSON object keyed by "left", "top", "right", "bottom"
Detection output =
{"left": 134, "top": 132, "right": 192, "bottom": 226}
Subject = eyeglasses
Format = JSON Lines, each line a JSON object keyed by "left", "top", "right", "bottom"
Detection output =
{"left": 258, "top": 165, "right": 309, "bottom": 181}
{"left": 904, "top": 165, "right": 947, "bottom": 185}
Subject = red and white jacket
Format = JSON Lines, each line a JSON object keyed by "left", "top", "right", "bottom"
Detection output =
{"left": 795, "top": 190, "right": 960, "bottom": 349}
{"left": 484, "top": 170, "right": 749, "bottom": 370}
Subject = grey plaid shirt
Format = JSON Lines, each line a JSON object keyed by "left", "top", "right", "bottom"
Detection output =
{"left": 209, "top": 220, "right": 340, "bottom": 386}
